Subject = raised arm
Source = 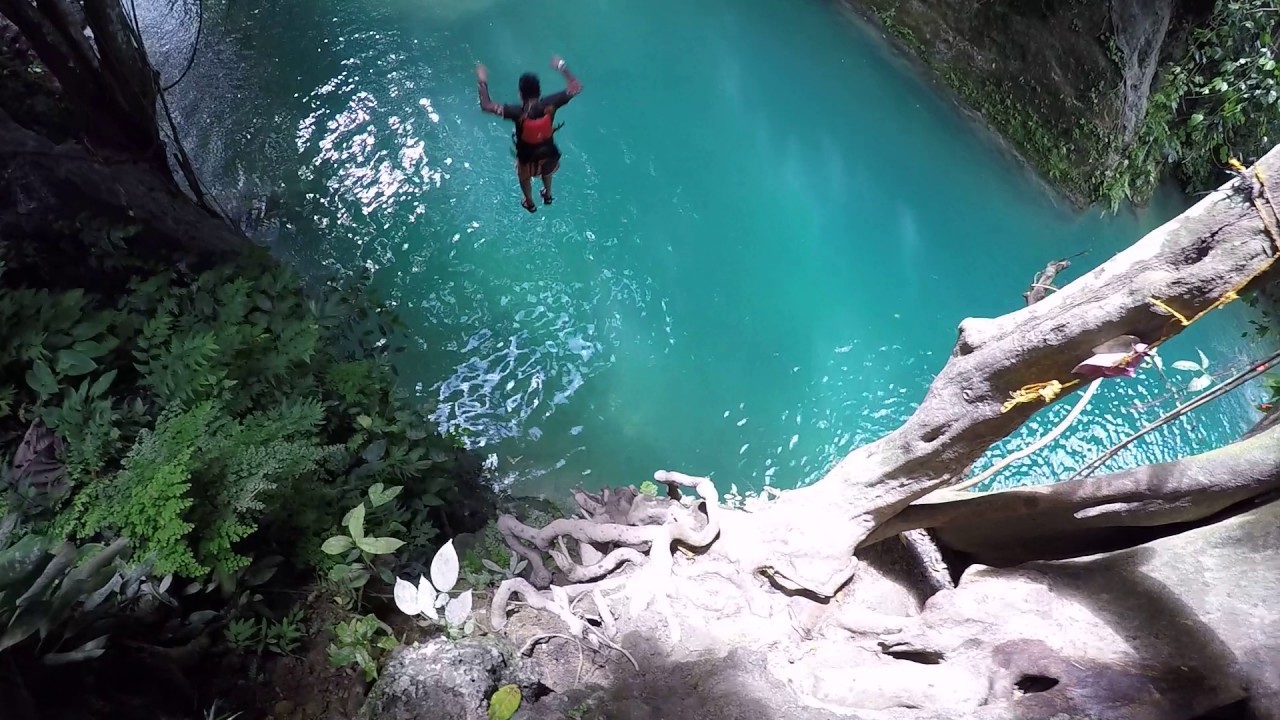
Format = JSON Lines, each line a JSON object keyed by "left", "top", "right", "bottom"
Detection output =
{"left": 540, "top": 55, "right": 582, "bottom": 108}
{"left": 475, "top": 63, "right": 515, "bottom": 118}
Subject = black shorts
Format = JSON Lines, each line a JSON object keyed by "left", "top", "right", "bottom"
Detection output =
{"left": 516, "top": 141, "right": 561, "bottom": 175}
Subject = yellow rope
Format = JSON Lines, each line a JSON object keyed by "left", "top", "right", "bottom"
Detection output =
{"left": 1001, "top": 379, "right": 1079, "bottom": 413}
{"left": 1145, "top": 160, "right": 1280, "bottom": 340}
{"left": 1001, "top": 158, "right": 1278, "bottom": 415}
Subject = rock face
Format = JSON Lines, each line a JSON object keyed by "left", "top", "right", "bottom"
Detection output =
{"left": 359, "top": 637, "right": 541, "bottom": 720}
{"left": 1110, "top": 0, "right": 1175, "bottom": 144}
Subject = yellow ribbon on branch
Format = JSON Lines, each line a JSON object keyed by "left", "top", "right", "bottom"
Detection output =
{"left": 1000, "top": 158, "right": 1279, "bottom": 415}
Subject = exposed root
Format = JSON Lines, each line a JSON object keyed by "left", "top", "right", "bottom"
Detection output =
{"left": 519, "top": 633, "right": 586, "bottom": 687}
{"left": 761, "top": 557, "right": 860, "bottom": 600}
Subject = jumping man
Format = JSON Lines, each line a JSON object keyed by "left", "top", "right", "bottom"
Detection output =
{"left": 475, "top": 55, "right": 582, "bottom": 213}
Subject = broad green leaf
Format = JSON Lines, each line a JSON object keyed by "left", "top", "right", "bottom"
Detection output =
{"left": 88, "top": 370, "right": 118, "bottom": 397}
{"left": 328, "top": 563, "right": 353, "bottom": 581}
{"left": 430, "top": 539, "right": 460, "bottom": 595}
{"left": 0, "top": 536, "right": 54, "bottom": 589}
{"left": 321, "top": 536, "right": 355, "bottom": 555}
{"left": 17, "top": 541, "right": 76, "bottom": 607}
{"left": 362, "top": 439, "right": 388, "bottom": 463}
{"left": 488, "top": 684, "right": 522, "bottom": 720}
{"left": 368, "top": 483, "right": 403, "bottom": 508}
{"left": 356, "top": 415, "right": 373, "bottom": 429}
{"left": 41, "top": 634, "right": 109, "bottom": 665}
{"left": 1189, "top": 112, "right": 1204, "bottom": 127}
{"left": 356, "top": 536, "right": 405, "bottom": 555}
{"left": 0, "top": 600, "right": 50, "bottom": 651}
{"left": 344, "top": 503, "right": 366, "bottom": 542}
{"left": 71, "top": 315, "right": 111, "bottom": 340}
{"left": 25, "top": 361, "right": 58, "bottom": 397}
{"left": 54, "top": 349, "right": 97, "bottom": 377}
{"left": 70, "top": 340, "right": 111, "bottom": 359}
{"left": 345, "top": 566, "right": 371, "bottom": 588}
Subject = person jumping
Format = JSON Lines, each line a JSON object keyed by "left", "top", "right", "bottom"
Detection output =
{"left": 475, "top": 55, "right": 582, "bottom": 213}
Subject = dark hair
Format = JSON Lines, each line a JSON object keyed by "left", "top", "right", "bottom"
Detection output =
{"left": 518, "top": 73, "right": 541, "bottom": 102}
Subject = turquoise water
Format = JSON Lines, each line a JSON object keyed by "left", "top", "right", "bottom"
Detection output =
{"left": 140, "top": 0, "right": 1268, "bottom": 498}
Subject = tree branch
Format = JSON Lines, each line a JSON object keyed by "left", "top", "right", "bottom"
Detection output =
{"left": 865, "top": 421, "right": 1280, "bottom": 565}
{"left": 746, "top": 146, "right": 1280, "bottom": 581}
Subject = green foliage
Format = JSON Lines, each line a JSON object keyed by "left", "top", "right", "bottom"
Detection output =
{"left": 320, "top": 487, "right": 407, "bottom": 604}
{"left": 637, "top": 480, "right": 659, "bottom": 497}
{"left": 0, "top": 520, "right": 172, "bottom": 664}
{"left": 0, "top": 259, "right": 460, "bottom": 582}
{"left": 327, "top": 613, "right": 397, "bottom": 681}
{"left": 488, "top": 684, "right": 522, "bottom": 720}
{"left": 223, "top": 606, "right": 306, "bottom": 656}
{"left": 1103, "top": 0, "right": 1280, "bottom": 208}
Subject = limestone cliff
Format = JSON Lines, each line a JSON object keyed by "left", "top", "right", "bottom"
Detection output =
{"left": 838, "top": 0, "right": 1193, "bottom": 207}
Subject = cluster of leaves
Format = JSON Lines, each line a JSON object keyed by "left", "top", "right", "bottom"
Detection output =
{"left": 1102, "top": 0, "right": 1280, "bottom": 209}
{"left": 327, "top": 612, "right": 397, "bottom": 681}
{"left": 393, "top": 539, "right": 475, "bottom": 638}
{"left": 223, "top": 606, "right": 306, "bottom": 656}
{"left": 0, "top": 515, "right": 172, "bottom": 665}
{"left": 0, "top": 258, "right": 460, "bottom": 583}
{"left": 458, "top": 521, "right": 521, "bottom": 589}
{"left": 320, "top": 483, "right": 411, "bottom": 604}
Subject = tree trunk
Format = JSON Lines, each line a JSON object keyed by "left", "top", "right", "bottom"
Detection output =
{"left": 731, "top": 144, "right": 1280, "bottom": 593}
{"left": 0, "top": 105, "right": 249, "bottom": 273}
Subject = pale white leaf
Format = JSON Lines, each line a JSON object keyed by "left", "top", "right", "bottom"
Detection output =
{"left": 435, "top": 592, "right": 449, "bottom": 608}
{"left": 445, "top": 589, "right": 473, "bottom": 627}
{"left": 1152, "top": 353, "right": 1164, "bottom": 371}
{"left": 417, "top": 575, "right": 439, "bottom": 621}
{"left": 430, "top": 539, "right": 460, "bottom": 594}
{"left": 1171, "top": 360, "right": 1202, "bottom": 372}
{"left": 1188, "top": 374, "right": 1213, "bottom": 392}
{"left": 1197, "top": 348, "right": 1210, "bottom": 370}
{"left": 393, "top": 578, "right": 419, "bottom": 616}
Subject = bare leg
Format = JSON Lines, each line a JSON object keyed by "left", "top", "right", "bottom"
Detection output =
{"left": 516, "top": 162, "right": 535, "bottom": 211}
{"left": 540, "top": 173, "right": 554, "bottom": 204}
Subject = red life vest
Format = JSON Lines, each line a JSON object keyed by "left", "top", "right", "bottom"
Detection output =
{"left": 518, "top": 111, "right": 555, "bottom": 144}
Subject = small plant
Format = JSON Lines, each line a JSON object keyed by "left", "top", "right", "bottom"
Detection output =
{"left": 223, "top": 606, "right": 306, "bottom": 656}
{"left": 637, "top": 480, "right": 659, "bottom": 497}
{"left": 393, "top": 539, "right": 475, "bottom": 637}
{"left": 321, "top": 484, "right": 406, "bottom": 600}
{"left": 327, "top": 613, "right": 397, "bottom": 681}
{"left": 1170, "top": 348, "right": 1216, "bottom": 393}
{"left": 479, "top": 553, "right": 527, "bottom": 582}
{"left": 223, "top": 617, "right": 259, "bottom": 652}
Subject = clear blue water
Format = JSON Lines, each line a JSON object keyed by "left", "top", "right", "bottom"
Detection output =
{"left": 139, "top": 0, "right": 1269, "bottom": 499}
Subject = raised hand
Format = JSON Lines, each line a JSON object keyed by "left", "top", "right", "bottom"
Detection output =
{"left": 475, "top": 63, "right": 488, "bottom": 83}
{"left": 550, "top": 55, "right": 566, "bottom": 71}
